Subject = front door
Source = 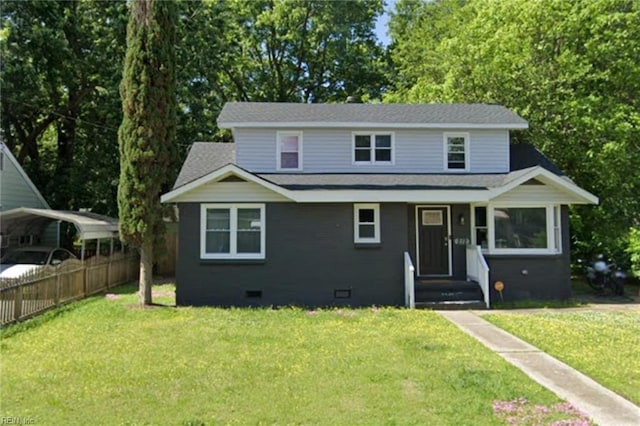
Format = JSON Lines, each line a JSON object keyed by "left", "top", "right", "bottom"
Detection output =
{"left": 417, "top": 206, "right": 450, "bottom": 276}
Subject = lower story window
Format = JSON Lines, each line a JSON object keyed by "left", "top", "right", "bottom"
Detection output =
{"left": 201, "top": 204, "right": 265, "bottom": 259}
{"left": 494, "top": 207, "right": 547, "bottom": 249}
{"left": 473, "top": 204, "right": 561, "bottom": 254}
{"left": 354, "top": 203, "right": 380, "bottom": 243}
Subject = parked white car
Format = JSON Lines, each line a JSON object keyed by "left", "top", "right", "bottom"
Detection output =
{"left": 0, "top": 246, "right": 77, "bottom": 280}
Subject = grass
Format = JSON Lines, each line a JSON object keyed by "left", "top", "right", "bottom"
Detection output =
{"left": 0, "top": 284, "right": 571, "bottom": 425}
{"left": 484, "top": 311, "right": 640, "bottom": 405}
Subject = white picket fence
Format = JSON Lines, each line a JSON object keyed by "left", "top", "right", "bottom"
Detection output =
{"left": 0, "top": 252, "right": 138, "bottom": 326}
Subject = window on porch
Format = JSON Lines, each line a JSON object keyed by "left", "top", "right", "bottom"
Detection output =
{"left": 473, "top": 205, "right": 561, "bottom": 254}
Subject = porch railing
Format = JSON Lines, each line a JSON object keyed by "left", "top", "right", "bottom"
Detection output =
{"left": 466, "top": 245, "right": 490, "bottom": 308}
{"left": 404, "top": 252, "right": 415, "bottom": 308}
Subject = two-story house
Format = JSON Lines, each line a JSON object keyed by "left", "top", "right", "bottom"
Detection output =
{"left": 161, "top": 102, "right": 597, "bottom": 308}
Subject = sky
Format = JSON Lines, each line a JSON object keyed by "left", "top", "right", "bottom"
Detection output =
{"left": 375, "top": 0, "right": 395, "bottom": 47}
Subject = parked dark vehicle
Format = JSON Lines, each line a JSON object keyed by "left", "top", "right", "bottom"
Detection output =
{"left": 580, "top": 254, "right": 625, "bottom": 295}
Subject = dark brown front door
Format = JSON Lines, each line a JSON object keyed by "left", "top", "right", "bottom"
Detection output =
{"left": 417, "top": 207, "right": 450, "bottom": 276}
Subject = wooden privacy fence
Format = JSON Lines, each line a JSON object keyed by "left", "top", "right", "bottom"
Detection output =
{"left": 0, "top": 252, "right": 138, "bottom": 326}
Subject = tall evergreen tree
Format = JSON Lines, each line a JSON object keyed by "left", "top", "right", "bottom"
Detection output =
{"left": 118, "top": 0, "right": 177, "bottom": 305}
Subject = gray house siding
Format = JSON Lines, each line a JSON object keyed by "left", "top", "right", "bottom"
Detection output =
{"left": 0, "top": 148, "right": 49, "bottom": 211}
{"left": 176, "top": 202, "right": 408, "bottom": 307}
{"left": 234, "top": 128, "right": 510, "bottom": 174}
{"left": 485, "top": 206, "right": 572, "bottom": 301}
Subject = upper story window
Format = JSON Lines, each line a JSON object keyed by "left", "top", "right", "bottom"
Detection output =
{"left": 277, "top": 131, "right": 302, "bottom": 170}
{"left": 444, "top": 133, "right": 469, "bottom": 171}
{"left": 353, "top": 133, "right": 394, "bottom": 165}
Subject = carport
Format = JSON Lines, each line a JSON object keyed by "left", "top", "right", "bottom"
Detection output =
{"left": 0, "top": 207, "right": 119, "bottom": 260}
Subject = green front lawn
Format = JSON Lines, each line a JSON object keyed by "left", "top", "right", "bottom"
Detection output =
{"left": 484, "top": 311, "right": 640, "bottom": 405}
{"left": 1, "top": 284, "right": 580, "bottom": 425}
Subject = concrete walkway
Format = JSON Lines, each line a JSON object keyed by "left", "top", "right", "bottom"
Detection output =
{"left": 440, "top": 311, "right": 640, "bottom": 426}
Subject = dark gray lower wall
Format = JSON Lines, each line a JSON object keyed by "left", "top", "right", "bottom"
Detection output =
{"left": 486, "top": 206, "right": 572, "bottom": 302}
{"left": 176, "top": 202, "right": 408, "bottom": 307}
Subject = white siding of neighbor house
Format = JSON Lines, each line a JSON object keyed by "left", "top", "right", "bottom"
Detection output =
{"left": 170, "top": 181, "right": 290, "bottom": 203}
{"left": 233, "top": 128, "right": 510, "bottom": 173}
{"left": 493, "top": 185, "right": 583, "bottom": 204}
{"left": 0, "top": 147, "right": 49, "bottom": 211}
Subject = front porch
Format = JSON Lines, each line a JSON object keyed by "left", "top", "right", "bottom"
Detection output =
{"left": 404, "top": 203, "right": 490, "bottom": 309}
{"left": 404, "top": 245, "right": 490, "bottom": 310}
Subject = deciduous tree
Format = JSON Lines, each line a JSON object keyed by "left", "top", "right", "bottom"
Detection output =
{"left": 387, "top": 0, "right": 640, "bottom": 265}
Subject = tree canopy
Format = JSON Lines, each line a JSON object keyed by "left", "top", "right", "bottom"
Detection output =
{"left": 1, "top": 0, "right": 638, "bottom": 269}
{"left": 387, "top": 0, "right": 640, "bottom": 265}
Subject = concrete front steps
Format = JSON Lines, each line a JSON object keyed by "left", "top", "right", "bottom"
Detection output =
{"left": 415, "top": 280, "right": 486, "bottom": 310}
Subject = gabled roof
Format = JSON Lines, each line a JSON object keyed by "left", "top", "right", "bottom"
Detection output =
{"left": 218, "top": 102, "right": 529, "bottom": 130}
{"left": 0, "top": 142, "right": 50, "bottom": 210}
{"left": 173, "top": 142, "right": 235, "bottom": 188}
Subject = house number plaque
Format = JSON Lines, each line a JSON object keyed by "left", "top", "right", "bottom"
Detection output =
{"left": 453, "top": 238, "right": 471, "bottom": 245}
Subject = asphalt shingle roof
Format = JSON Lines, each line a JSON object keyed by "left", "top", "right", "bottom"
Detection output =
{"left": 173, "top": 142, "right": 235, "bottom": 188}
{"left": 218, "top": 102, "right": 528, "bottom": 128}
{"left": 257, "top": 173, "right": 505, "bottom": 190}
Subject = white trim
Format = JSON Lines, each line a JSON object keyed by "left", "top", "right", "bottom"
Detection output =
{"left": 276, "top": 131, "right": 303, "bottom": 171}
{"left": 415, "top": 205, "right": 452, "bottom": 277}
{"left": 219, "top": 122, "right": 529, "bottom": 130}
{"left": 443, "top": 132, "right": 470, "bottom": 172}
{"left": 489, "top": 166, "right": 598, "bottom": 205}
{"left": 161, "top": 164, "right": 295, "bottom": 203}
{"left": 352, "top": 132, "right": 395, "bottom": 165}
{"left": 292, "top": 190, "right": 490, "bottom": 203}
{"left": 353, "top": 203, "right": 380, "bottom": 243}
{"left": 161, "top": 165, "right": 597, "bottom": 206}
{"left": 200, "top": 203, "right": 266, "bottom": 259}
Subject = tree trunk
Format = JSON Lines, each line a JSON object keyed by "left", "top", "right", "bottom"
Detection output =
{"left": 139, "top": 240, "right": 153, "bottom": 305}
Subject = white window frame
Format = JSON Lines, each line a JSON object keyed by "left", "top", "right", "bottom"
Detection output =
{"left": 352, "top": 132, "right": 395, "bottom": 165}
{"left": 471, "top": 203, "right": 562, "bottom": 255}
{"left": 200, "top": 203, "right": 266, "bottom": 259}
{"left": 443, "top": 132, "right": 470, "bottom": 171}
{"left": 354, "top": 203, "right": 381, "bottom": 243}
{"left": 276, "top": 131, "right": 303, "bottom": 171}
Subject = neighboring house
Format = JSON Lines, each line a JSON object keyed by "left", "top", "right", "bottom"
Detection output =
{"left": 0, "top": 141, "right": 50, "bottom": 212}
{"left": 0, "top": 141, "right": 55, "bottom": 249}
{"left": 161, "top": 102, "right": 598, "bottom": 308}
